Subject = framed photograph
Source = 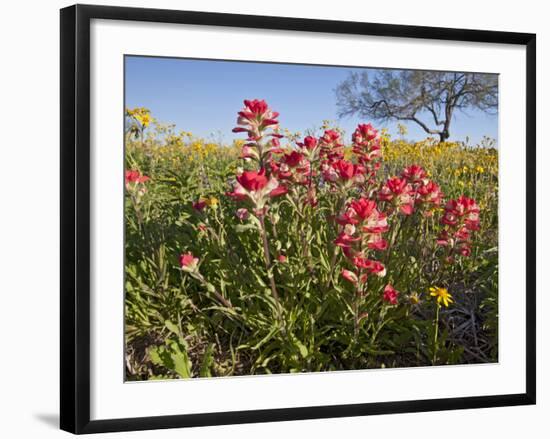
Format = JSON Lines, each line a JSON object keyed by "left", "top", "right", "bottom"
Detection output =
{"left": 60, "top": 4, "right": 536, "bottom": 434}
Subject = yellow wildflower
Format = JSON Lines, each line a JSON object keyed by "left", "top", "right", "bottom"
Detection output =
{"left": 138, "top": 113, "right": 151, "bottom": 127}
{"left": 429, "top": 287, "right": 453, "bottom": 307}
{"left": 206, "top": 197, "right": 219, "bottom": 208}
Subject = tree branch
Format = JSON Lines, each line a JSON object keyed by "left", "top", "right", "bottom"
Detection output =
{"left": 410, "top": 115, "right": 441, "bottom": 135}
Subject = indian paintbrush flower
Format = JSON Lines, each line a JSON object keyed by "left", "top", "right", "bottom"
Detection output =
{"left": 383, "top": 284, "right": 399, "bottom": 305}
{"left": 179, "top": 252, "right": 199, "bottom": 273}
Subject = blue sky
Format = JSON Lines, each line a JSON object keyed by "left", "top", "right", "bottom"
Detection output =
{"left": 125, "top": 56, "right": 498, "bottom": 145}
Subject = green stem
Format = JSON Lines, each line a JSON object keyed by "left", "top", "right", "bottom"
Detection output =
{"left": 196, "top": 273, "right": 233, "bottom": 309}
{"left": 433, "top": 305, "right": 440, "bottom": 364}
{"left": 258, "top": 215, "right": 283, "bottom": 322}
{"left": 353, "top": 285, "right": 360, "bottom": 340}
{"left": 325, "top": 195, "right": 346, "bottom": 290}
{"left": 325, "top": 246, "right": 339, "bottom": 290}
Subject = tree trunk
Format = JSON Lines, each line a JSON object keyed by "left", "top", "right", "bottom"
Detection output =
{"left": 438, "top": 131, "right": 450, "bottom": 143}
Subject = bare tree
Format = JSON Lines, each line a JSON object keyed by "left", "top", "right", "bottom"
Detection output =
{"left": 336, "top": 70, "right": 498, "bottom": 142}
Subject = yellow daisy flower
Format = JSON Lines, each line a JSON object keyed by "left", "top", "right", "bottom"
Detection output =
{"left": 206, "top": 197, "right": 219, "bottom": 208}
{"left": 429, "top": 287, "right": 453, "bottom": 307}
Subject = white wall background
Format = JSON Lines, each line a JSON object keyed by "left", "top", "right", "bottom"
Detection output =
{"left": 0, "top": 0, "right": 545, "bottom": 437}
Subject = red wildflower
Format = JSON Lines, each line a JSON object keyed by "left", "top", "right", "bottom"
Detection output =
{"left": 379, "top": 177, "right": 409, "bottom": 200}
{"left": 352, "top": 123, "right": 380, "bottom": 145}
{"left": 227, "top": 168, "right": 287, "bottom": 208}
{"left": 351, "top": 124, "right": 382, "bottom": 164}
{"left": 437, "top": 195, "right": 480, "bottom": 259}
{"left": 417, "top": 180, "right": 444, "bottom": 207}
{"left": 401, "top": 165, "right": 427, "bottom": 184}
{"left": 366, "top": 235, "right": 388, "bottom": 250}
{"left": 333, "top": 160, "right": 355, "bottom": 180}
{"left": 383, "top": 284, "right": 399, "bottom": 305}
{"left": 283, "top": 151, "right": 305, "bottom": 168}
{"left": 335, "top": 231, "right": 360, "bottom": 249}
{"left": 340, "top": 198, "right": 388, "bottom": 233}
{"left": 442, "top": 195, "right": 480, "bottom": 231}
{"left": 379, "top": 177, "right": 415, "bottom": 215}
{"left": 325, "top": 159, "right": 364, "bottom": 184}
{"left": 179, "top": 252, "right": 199, "bottom": 272}
{"left": 237, "top": 169, "right": 268, "bottom": 192}
{"left": 347, "top": 198, "right": 376, "bottom": 221}
{"left": 320, "top": 129, "right": 342, "bottom": 146}
{"left": 125, "top": 169, "right": 149, "bottom": 185}
{"left": 352, "top": 257, "right": 386, "bottom": 277}
{"left": 458, "top": 244, "right": 472, "bottom": 257}
{"left": 268, "top": 186, "right": 289, "bottom": 197}
{"left": 233, "top": 99, "right": 280, "bottom": 139}
{"left": 454, "top": 226, "right": 471, "bottom": 241}
{"left": 336, "top": 198, "right": 389, "bottom": 254}
{"left": 341, "top": 269, "right": 359, "bottom": 284}
{"left": 319, "top": 129, "right": 344, "bottom": 161}
{"left": 300, "top": 135, "right": 318, "bottom": 151}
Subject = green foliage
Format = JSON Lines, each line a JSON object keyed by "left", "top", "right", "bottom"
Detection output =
{"left": 124, "top": 112, "right": 498, "bottom": 380}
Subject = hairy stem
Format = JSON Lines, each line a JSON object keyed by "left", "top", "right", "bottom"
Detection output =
{"left": 196, "top": 273, "right": 233, "bottom": 309}
{"left": 258, "top": 215, "right": 283, "bottom": 321}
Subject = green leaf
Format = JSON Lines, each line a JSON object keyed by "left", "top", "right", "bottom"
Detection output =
{"left": 199, "top": 344, "right": 215, "bottom": 377}
{"left": 295, "top": 339, "right": 308, "bottom": 358}
{"left": 170, "top": 342, "right": 193, "bottom": 378}
{"left": 148, "top": 346, "right": 163, "bottom": 366}
{"left": 164, "top": 320, "right": 180, "bottom": 337}
{"left": 235, "top": 224, "right": 256, "bottom": 232}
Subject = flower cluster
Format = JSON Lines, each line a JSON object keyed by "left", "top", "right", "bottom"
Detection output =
{"left": 232, "top": 99, "right": 280, "bottom": 140}
{"left": 401, "top": 165, "right": 444, "bottom": 213}
{"left": 378, "top": 176, "right": 415, "bottom": 215}
{"left": 228, "top": 100, "right": 288, "bottom": 215}
{"left": 336, "top": 198, "right": 389, "bottom": 297}
{"left": 378, "top": 164, "right": 443, "bottom": 216}
{"left": 231, "top": 99, "right": 284, "bottom": 168}
{"left": 314, "top": 124, "right": 384, "bottom": 192}
{"left": 437, "top": 195, "right": 480, "bottom": 259}
{"left": 126, "top": 107, "right": 151, "bottom": 128}
{"left": 319, "top": 129, "right": 345, "bottom": 162}
{"left": 318, "top": 128, "right": 371, "bottom": 189}
{"left": 125, "top": 170, "right": 149, "bottom": 199}
{"left": 228, "top": 99, "right": 481, "bottom": 306}
{"left": 271, "top": 151, "right": 311, "bottom": 186}
{"left": 352, "top": 123, "right": 383, "bottom": 182}
{"left": 123, "top": 102, "right": 499, "bottom": 378}
{"left": 321, "top": 159, "right": 365, "bottom": 188}
{"left": 125, "top": 169, "right": 149, "bottom": 185}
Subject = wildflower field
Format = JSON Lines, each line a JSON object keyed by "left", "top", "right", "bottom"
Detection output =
{"left": 124, "top": 102, "right": 498, "bottom": 381}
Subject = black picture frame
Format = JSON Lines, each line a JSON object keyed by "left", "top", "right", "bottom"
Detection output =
{"left": 60, "top": 4, "right": 536, "bottom": 434}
